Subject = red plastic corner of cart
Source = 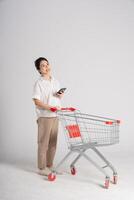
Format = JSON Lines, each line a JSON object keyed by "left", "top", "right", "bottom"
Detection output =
{"left": 69, "top": 107, "right": 76, "bottom": 111}
{"left": 50, "top": 107, "right": 57, "bottom": 112}
{"left": 105, "top": 121, "right": 113, "bottom": 125}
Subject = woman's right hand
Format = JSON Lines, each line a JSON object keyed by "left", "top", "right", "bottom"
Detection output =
{"left": 50, "top": 106, "right": 61, "bottom": 112}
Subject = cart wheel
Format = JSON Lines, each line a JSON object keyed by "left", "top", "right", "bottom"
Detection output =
{"left": 71, "top": 167, "right": 76, "bottom": 175}
{"left": 48, "top": 173, "right": 56, "bottom": 181}
{"left": 104, "top": 178, "right": 110, "bottom": 189}
{"left": 113, "top": 175, "right": 118, "bottom": 184}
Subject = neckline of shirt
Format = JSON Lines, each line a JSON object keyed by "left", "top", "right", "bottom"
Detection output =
{"left": 40, "top": 76, "right": 54, "bottom": 82}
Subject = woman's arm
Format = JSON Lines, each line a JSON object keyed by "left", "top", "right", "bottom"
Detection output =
{"left": 33, "top": 99, "right": 51, "bottom": 110}
{"left": 33, "top": 99, "right": 61, "bottom": 111}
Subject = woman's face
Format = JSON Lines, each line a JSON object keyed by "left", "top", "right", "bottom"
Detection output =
{"left": 39, "top": 60, "right": 51, "bottom": 75}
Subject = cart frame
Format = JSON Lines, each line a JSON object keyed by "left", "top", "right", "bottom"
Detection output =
{"left": 48, "top": 108, "right": 120, "bottom": 189}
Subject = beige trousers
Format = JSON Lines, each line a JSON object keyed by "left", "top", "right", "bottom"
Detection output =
{"left": 37, "top": 117, "right": 59, "bottom": 169}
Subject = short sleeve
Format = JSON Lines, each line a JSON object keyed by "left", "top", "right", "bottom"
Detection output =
{"left": 32, "top": 81, "right": 41, "bottom": 100}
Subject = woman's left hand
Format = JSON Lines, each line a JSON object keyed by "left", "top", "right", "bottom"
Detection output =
{"left": 56, "top": 93, "right": 64, "bottom": 99}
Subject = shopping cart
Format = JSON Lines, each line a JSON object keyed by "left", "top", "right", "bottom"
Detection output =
{"left": 48, "top": 108, "right": 120, "bottom": 189}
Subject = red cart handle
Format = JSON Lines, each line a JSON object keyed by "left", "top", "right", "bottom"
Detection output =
{"left": 61, "top": 107, "right": 76, "bottom": 111}
{"left": 105, "top": 120, "right": 121, "bottom": 125}
{"left": 50, "top": 107, "right": 76, "bottom": 112}
{"left": 50, "top": 107, "right": 58, "bottom": 112}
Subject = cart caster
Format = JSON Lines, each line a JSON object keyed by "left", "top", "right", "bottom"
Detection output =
{"left": 113, "top": 175, "right": 118, "bottom": 184}
{"left": 104, "top": 178, "right": 110, "bottom": 189}
{"left": 48, "top": 173, "right": 56, "bottom": 181}
{"left": 70, "top": 166, "right": 76, "bottom": 175}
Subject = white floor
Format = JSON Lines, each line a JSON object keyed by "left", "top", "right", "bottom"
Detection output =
{"left": 0, "top": 150, "right": 134, "bottom": 200}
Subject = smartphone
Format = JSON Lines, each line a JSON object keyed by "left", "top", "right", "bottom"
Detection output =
{"left": 57, "top": 88, "right": 66, "bottom": 94}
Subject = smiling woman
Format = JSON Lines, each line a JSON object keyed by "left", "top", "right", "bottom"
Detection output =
{"left": 34, "top": 57, "right": 50, "bottom": 75}
{"left": 32, "top": 57, "right": 65, "bottom": 176}
{"left": 39, "top": 61, "right": 50, "bottom": 76}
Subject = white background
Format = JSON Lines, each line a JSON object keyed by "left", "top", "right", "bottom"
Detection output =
{"left": 0, "top": 0, "right": 134, "bottom": 199}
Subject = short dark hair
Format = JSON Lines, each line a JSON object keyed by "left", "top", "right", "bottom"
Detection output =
{"left": 34, "top": 57, "right": 49, "bottom": 72}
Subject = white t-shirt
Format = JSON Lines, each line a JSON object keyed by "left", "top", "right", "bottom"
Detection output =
{"left": 32, "top": 76, "right": 61, "bottom": 118}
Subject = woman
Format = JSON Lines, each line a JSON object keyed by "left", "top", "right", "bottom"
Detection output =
{"left": 32, "top": 57, "right": 64, "bottom": 176}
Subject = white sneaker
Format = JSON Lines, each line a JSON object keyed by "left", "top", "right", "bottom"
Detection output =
{"left": 38, "top": 167, "right": 51, "bottom": 176}
{"left": 49, "top": 167, "right": 63, "bottom": 175}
